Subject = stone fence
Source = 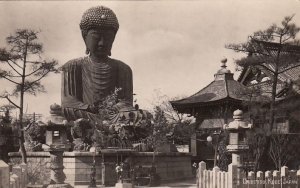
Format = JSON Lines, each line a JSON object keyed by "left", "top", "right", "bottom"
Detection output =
{"left": 9, "top": 151, "right": 193, "bottom": 186}
{"left": 197, "top": 161, "right": 300, "bottom": 188}
{"left": 0, "top": 160, "right": 27, "bottom": 188}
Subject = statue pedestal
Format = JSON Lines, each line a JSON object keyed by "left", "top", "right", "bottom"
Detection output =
{"left": 115, "top": 182, "right": 134, "bottom": 188}
{"left": 47, "top": 184, "right": 70, "bottom": 188}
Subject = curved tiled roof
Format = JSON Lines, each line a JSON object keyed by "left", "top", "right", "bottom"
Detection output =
{"left": 171, "top": 64, "right": 252, "bottom": 109}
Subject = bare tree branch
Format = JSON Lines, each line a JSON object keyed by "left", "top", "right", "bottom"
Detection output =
{"left": 6, "top": 60, "right": 22, "bottom": 76}
{"left": 278, "top": 63, "right": 300, "bottom": 74}
{"left": 1, "top": 75, "right": 20, "bottom": 85}
{"left": 23, "top": 70, "right": 50, "bottom": 92}
{"left": 9, "top": 59, "right": 23, "bottom": 69}
{"left": 25, "top": 65, "right": 43, "bottom": 77}
{"left": 0, "top": 95, "right": 21, "bottom": 109}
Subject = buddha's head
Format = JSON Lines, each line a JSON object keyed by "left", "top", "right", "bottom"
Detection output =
{"left": 80, "top": 6, "right": 119, "bottom": 59}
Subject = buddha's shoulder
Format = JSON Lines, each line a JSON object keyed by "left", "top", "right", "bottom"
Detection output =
{"left": 110, "top": 58, "right": 132, "bottom": 72}
{"left": 62, "top": 57, "right": 88, "bottom": 69}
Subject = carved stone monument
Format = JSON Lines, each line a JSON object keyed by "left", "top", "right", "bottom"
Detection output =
{"left": 61, "top": 6, "right": 134, "bottom": 124}
{"left": 42, "top": 104, "right": 71, "bottom": 188}
{"left": 60, "top": 6, "right": 152, "bottom": 151}
{"left": 223, "top": 109, "right": 252, "bottom": 166}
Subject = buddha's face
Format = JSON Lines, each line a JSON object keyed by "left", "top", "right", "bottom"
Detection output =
{"left": 84, "top": 28, "right": 116, "bottom": 59}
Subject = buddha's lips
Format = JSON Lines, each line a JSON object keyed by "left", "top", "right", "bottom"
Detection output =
{"left": 97, "top": 47, "right": 108, "bottom": 52}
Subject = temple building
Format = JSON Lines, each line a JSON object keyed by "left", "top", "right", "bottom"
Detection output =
{"left": 237, "top": 40, "right": 300, "bottom": 133}
{"left": 171, "top": 41, "right": 300, "bottom": 166}
{"left": 171, "top": 59, "right": 252, "bottom": 164}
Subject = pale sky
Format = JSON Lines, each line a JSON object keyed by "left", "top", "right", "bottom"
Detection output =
{"left": 0, "top": 0, "right": 300, "bottom": 117}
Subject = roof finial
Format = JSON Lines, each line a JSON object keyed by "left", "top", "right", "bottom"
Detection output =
{"left": 221, "top": 58, "right": 227, "bottom": 69}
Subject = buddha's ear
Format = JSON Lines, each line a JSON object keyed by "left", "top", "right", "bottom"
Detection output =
{"left": 109, "top": 32, "right": 117, "bottom": 56}
{"left": 81, "top": 31, "right": 89, "bottom": 54}
{"left": 81, "top": 30, "right": 88, "bottom": 41}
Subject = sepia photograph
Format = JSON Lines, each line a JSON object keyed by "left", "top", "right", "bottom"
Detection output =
{"left": 0, "top": 0, "right": 300, "bottom": 187}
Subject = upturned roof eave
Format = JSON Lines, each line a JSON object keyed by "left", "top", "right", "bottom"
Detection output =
{"left": 171, "top": 96, "right": 244, "bottom": 109}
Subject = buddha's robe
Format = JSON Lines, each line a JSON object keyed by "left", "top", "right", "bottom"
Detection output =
{"left": 61, "top": 56, "right": 133, "bottom": 122}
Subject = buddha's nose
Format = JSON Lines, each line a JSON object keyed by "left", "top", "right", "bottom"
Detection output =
{"left": 98, "top": 37, "right": 105, "bottom": 46}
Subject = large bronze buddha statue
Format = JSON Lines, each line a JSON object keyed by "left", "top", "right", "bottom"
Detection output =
{"left": 61, "top": 6, "right": 134, "bottom": 123}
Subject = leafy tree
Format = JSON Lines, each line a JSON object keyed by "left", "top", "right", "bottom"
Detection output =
{"left": 0, "top": 29, "right": 59, "bottom": 163}
{"left": 151, "top": 90, "right": 195, "bottom": 144}
{"left": 148, "top": 106, "right": 170, "bottom": 151}
{"left": 226, "top": 15, "right": 300, "bottom": 133}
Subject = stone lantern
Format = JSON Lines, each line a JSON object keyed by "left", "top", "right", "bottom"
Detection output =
{"left": 43, "top": 103, "right": 71, "bottom": 151}
{"left": 41, "top": 103, "right": 71, "bottom": 188}
{"left": 223, "top": 109, "right": 252, "bottom": 166}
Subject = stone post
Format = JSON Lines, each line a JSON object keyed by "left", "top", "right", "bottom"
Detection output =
{"left": 12, "top": 166, "right": 22, "bottom": 188}
{"left": 0, "top": 160, "right": 9, "bottom": 188}
{"left": 231, "top": 153, "right": 241, "bottom": 166}
{"left": 228, "top": 163, "right": 238, "bottom": 188}
{"left": 20, "top": 163, "right": 28, "bottom": 188}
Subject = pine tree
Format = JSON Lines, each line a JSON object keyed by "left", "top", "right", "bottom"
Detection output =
{"left": 0, "top": 29, "right": 59, "bottom": 163}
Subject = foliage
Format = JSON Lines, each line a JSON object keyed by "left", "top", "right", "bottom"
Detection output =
{"left": 27, "top": 159, "right": 50, "bottom": 185}
{"left": 0, "top": 29, "right": 59, "bottom": 163}
{"left": 245, "top": 131, "right": 267, "bottom": 172}
{"left": 146, "top": 106, "right": 170, "bottom": 152}
{"left": 25, "top": 122, "right": 45, "bottom": 143}
{"left": 151, "top": 89, "right": 195, "bottom": 144}
{"left": 216, "top": 131, "right": 230, "bottom": 171}
{"left": 172, "top": 122, "right": 195, "bottom": 144}
{"left": 0, "top": 29, "right": 59, "bottom": 98}
{"left": 226, "top": 15, "right": 300, "bottom": 133}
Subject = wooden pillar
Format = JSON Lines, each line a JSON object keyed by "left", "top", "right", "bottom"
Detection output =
{"left": 273, "top": 170, "right": 280, "bottom": 188}
{"left": 212, "top": 166, "right": 220, "bottom": 188}
{"left": 296, "top": 170, "right": 300, "bottom": 188}
{"left": 248, "top": 171, "right": 255, "bottom": 188}
{"left": 281, "top": 166, "right": 288, "bottom": 188}
{"left": 265, "top": 171, "right": 272, "bottom": 188}
{"left": 101, "top": 153, "right": 105, "bottom": 186}
{"left": 198, "top": 161, "right": 207, "bottom": 188}
{"left": 289, "top": 170, "right": 297, "bottom": 188}
{"left": 256, "top": 171, "right": 264, "bottom": 188}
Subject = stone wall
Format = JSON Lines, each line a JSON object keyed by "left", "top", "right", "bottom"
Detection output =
{"left": 9, "top": 151, "right": 193, "bottom": 187}
{"left": 133, "top": 152, "right": 193, "bottom": 182}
